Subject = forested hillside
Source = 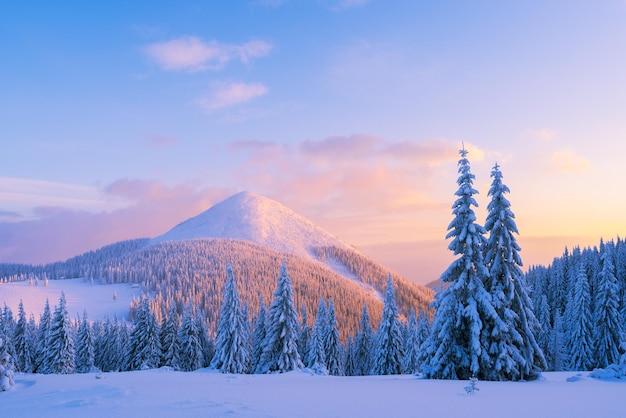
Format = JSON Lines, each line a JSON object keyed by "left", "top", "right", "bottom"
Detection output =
{"left": 525, "top": 237, "right": 626, "bottom": 371}
{"left": 0, "top": 238, "right": 433, "bottom": 340}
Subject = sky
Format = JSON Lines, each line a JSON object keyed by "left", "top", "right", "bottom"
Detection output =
{"left": 1, "top": 0, "right": 626, "bottom": 284}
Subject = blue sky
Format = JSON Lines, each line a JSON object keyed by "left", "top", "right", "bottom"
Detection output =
{"left": 2, "top": 1, "right": 626, "bottom": 283}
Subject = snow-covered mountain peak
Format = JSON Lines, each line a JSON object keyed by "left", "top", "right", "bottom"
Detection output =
{"left": 151, "top": 191, "right": 351, "bottom": 258}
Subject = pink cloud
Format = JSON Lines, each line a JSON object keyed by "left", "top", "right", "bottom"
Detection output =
{"left": 198, "top": 82, "right": 268, "bottom": 111}
{"left": 144, "top": 37, "right": 272, "bottom": 72}
{"left": 231, "top": 135, "right": 462, "bottom": 246}
{"left": 0, "top": 181, "right": 233, "bottom": 264}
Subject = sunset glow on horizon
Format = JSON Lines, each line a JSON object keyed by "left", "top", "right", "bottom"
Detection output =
{"left": 2, "top": 1, "right": 626, "bottom": 284}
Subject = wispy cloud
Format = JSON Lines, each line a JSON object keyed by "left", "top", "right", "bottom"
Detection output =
{"left": 547, "top": 149, "right": 592, "bottom": 173}
{"left": 0, "top": 180, "right": 233, "bottom": 264}
{"left": 198, "top": 82, "right": 269, "bottom": 111}
{"left": 144, "top": 37, "right": 272, "bottom": 72}
{"left": 0, "top": 177, "right": 127, "bottom": 217}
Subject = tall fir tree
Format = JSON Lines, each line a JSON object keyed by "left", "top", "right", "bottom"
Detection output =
{"left": 403, "top": 308, "right": 420, "bottom": 374}
{"left": 324, "top": 299, "right": 343, "bottom": 376}
{"left": 13, "top": 300, "right": 28, "bottom": 373}
{"left": 160, "top": 304, "right": 181, "bottom": 370}
{"left": 211, "top": 264, "right": 250, "bottom": 374}
{"left": 251, "top": 297, "right": 268, "bottom": 372}
{"left": 371, "top": 275, "right": 404, "bottom": 375}
{"left": 593, "top": 243, "right": 623, "bottom": 368}
{"left": 565, "top": 264, "right": 594, "bottom": 371}
{"left": 306, "top": 299, "right": 328, "bottom": 372}
{"left": 128, "top": 297, "right": 162, "bottom": 370}
{"left": 420, "top": 147, "right": 499, "bottom": 380}
{"left": 256, "top": 261, "right": 303, "bottom": 373}
{"left": 483, "top": 162, "right": 545, "bottom": 380}
{"left": 75, "top": 311, "right": 95, "bottom": 373}
{"left": 45, "top": 292, "right": 76, "bottom": 374}
{"left": 297, "top": 304, "right": 312, "bottom": 364}
{"left": 178, "top": 304, "right": 203, "bottom": 372}
{"left": 353, "top": 303, "right": 373, "bottom": 376}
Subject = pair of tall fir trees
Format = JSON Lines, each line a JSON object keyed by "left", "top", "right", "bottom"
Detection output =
{"left": 420, "top": 147, "right": 546, "bottom": 381}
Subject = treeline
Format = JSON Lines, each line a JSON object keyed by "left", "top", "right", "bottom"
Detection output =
{"left": 525, "top": 237, "right": 626, "bottom": 371}
{"left": 0, "top": 239, "right": 433, "bottom": 340}
{"left": 0, "top": 264, "right": 429, "bottom": 377}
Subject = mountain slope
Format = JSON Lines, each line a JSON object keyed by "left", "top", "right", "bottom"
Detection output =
{"left": 152, "top": 191, "right": 352, "bottom": 259}
{"left": 0, "top": 191, "right": 434, "bottom": 338}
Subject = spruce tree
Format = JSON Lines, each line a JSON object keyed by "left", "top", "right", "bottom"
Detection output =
{"left": 13, "top": 300, "right": 28, "bottom": 373}
{"left": 45, "top": 292, "right": 76, "bottom": 374}
{"left": 420, "top": 147, "right": 499, "bottom": 380}
{"left": 211, "top": 264, "right": 250, "bottom": 374}
{"left": 565, "top": 264, "right": 594, "bottom": 371}
{"left": 256, "top": 261, "right": 303, "bottom": 373}
{"left": 298, "top": 304, "right": 311, "bottom": 364}
{"left": 371, "top": 275, "right": 404, "bottom": 375}
{"left": 483, "top": 162, "right": 545, "bottom": 380}
{"left": 178, "top": 304, "right": 203, "bottom": 371}
{"left": 1, "top": 304, "right": 16, "bottom": 369}
{"left": 594, "top": 244, "right": 623, "bottom": 368}
{"left": 160, "top": 304, "right": 181, "bottom": 370}
{"left": 75, "top": 311, "right": 95, "bottom": 373}
{"left": 251, "top": 297, "right": 268, "bottom": 372}
{"left": 403, "top": 309, "right": 420, "bottom": 374}
{"left": 324, "top": 299, "right": 343, "bottom": 375}
{"left": 353, "top": 303, "right": 373, "bottom": 376}
{"left": 128, "top": 297, "right": 162, "bottom": 370}
{"left": 306, "top": 299, "right": 327, "bottom": 373}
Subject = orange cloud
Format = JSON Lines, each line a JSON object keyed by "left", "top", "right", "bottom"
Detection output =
{"left": 547, "top": 149, "right": 591, "bottom": 173}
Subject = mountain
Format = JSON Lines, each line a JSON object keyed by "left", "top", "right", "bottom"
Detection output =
{"left": 152, "top": 191, "right": 352, "bottom": 259}
{"left": 0, "top": 192, "right": 434, "bottom": 338}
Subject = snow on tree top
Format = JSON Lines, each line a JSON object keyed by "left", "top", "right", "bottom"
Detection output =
{"left": 151, "top": 191, "right": 352, "bottom": 261}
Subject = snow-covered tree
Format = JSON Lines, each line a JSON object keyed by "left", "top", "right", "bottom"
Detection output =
{"left": 0, "top": 342, "right": 15, "bottom": 391}
{"left": 1, "top": 304, "right": 16, "bottom": 370}
{"left": 306, "top": 299, "right": 327, "bottom": 373}
{"left": 371, "top": 275, "right": 404, "bottom": 375}
{"left": 75, "top": 311, "right": 95, "bottom": 373}
{"left": 565, "top": 264, "right": 594, "bottom": 371}
{"left": 45, "top": 292, "right": 76, "bottom": 374}
{"left": 211, "top": 265, "right": 250, "bottom": 374}
{"left": 548, "top": 310, "right": 566, "bottom": 371}
{"left": 353, "top": 304, "right": 373, "bottom": 376}
{"left": 178, "top": 304, "right": 203, "bottom": 372}
{"left": 482, "top": 162, "right": 545, "bottom": 380}
{"left": 420, "top": 147, "right": 499, "bottom": 380}
{"left": 298, "top": 304, "right": 311, "bottom": 364}
{"left": 324, "top": 299, "right": 343, "bottom": 375}
{"left": 251, "top": 297, "right": 268, "bottom": 372}
{"left": 196, "top": 313, "right": 214, "bottom": 368}
{"left": 35, "top": 299, "right": 52, "bottom": 373}
{"left": 13, "top": 300, "right": 29, "bottom": 373}
{"left": 128, "top": 297, "right": 162, "bottom": 370}
{"left": 594, "top": 244, "right": 623, "bottom": 368}
{"left": 256, "top": 261, "right": 303, "bottom": 373}
{"left": 403, "top": 309, "right": 420, "bottom": 374}
{"left": 160, "top": 304, "right": 181, "bottom": 370}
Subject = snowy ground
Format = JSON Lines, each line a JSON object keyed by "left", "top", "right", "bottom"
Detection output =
{"left": 0, "top": 278, "right": 141, "bottom": 322}
{"left": 2, "top": 369, "right": 624, "bottom": 417}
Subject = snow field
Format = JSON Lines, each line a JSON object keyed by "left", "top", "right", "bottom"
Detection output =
{"left": 2, "top": 369, "right": 623, "bottom": 418}
{"left": 0, "top": 278, "right": 141, "bottom": 322}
